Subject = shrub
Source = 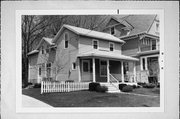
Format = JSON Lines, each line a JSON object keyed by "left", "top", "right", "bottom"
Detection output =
{"left": 132, "top": 85, "right": 137, "bottom": 89}
{"left": 96, "top": 85, "right": 108, "bottom": 93}
{"left": 137, "top": 82, "right": 146, "bottom": 86}
{"left": 65, "top": 80, "right": 74, "bottom": 83}
{"left": 33, "top": 83, "right": 41, "bottom": 88}
{"left": 122, "top": 85, "right": 133, "bottom": 92}
{"left": 143, "top": 83, "right": 155, "bottom": 88}
{"left": 119, "top": 84, "right": 127, "bottom": 91}
{"left": 89, "top": 82, "right": 100, "bottom": 91}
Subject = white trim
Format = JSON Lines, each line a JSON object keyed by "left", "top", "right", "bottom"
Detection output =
{"left": 64, "top": 32, "right": 69, "bottom": 49}
{"left": 82, "top": 60, "right": 90, "bottom": 73}
{"left": 99, "top": 59, "right": 107, "bottom": 77}
{"left": 77, "top": 58, "right": 81, "bottom": 82}
{"left": 92, "top": 58, "right": 96, "bottom": 82}
{"left": 109, "top": 42, "right": 114, "bottom": 51}
{"left": 72, "top": 62, "right": 77, "bottom": 70}
{"left": 110, "top": 26, "right": 115, "bottom": 35}
{"left": 92, "top": 39, "right": 99, "bottom": 49}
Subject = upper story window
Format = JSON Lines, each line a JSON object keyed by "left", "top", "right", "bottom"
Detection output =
{"left": 109, "top": 42, "right": 114, "bottom": 51}
{"left": 64, "top": 33, "right": 69, "bottom": 49}
{"left": 110, "top": 27, "right": 115, "bottom": 35}
{"left": 41, "top": 46, "right": 45, "bottom": 54}
{"left": 151, "top": 40, "right": 157, "bottom": 50}
{"left": 92, "top": 40, "right": 99, "bottom": 49}
{"left": 156, "top": 23, "right": 159, "bottom": 32}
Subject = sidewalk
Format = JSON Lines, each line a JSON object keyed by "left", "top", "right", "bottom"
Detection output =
{"left": 22, "top": 95, "right": 52, "bottom": 107}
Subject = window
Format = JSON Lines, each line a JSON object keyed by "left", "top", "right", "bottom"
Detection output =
{"left": 64, "top": 33, "right": 69, "bottom": 48}
{"left": 109, "top": 42, "right": 114, "bottom": 51}
{"left": 39, "top": 67, "right": 41, "bottom": 76}
{"left": 92, "top": 40, "right": 98, "bottom": 49}
{"left": 151, "top": 40, "right": 156, "bottom": 50}
{"left": 142, "top": 58, "right": 146, "bottom": 70}
{"left": 72, "top": 62, "right": 76, "bottom": 70}
{"left": 83, "top": 60, "right": 90, "bottom": 72}
{"left": 46, "top": 63, "right": 52, "bottom": 77}
{"left": 156, "top": 23, "right": 159, "bottom": 32}
{"left": 41, "top": 46, "right": 45, "bottom": 54}
{"left": 100, "top": 60, "right": 107, "bottom": 77}
{"left": 110, "top": 27, "right": 115, "bottom": 35}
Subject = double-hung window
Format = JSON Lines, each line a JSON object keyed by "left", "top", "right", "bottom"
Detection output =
{"left": 64, "top": 33, "right": 69, "bottom": 49}
{"left": 110, "top": 27, "right": 115, "bottom": 35}
{"left": 46, "top": 63, "right": 52, "bottom": 77}
{"left": 92, "top": 40, "right": 98, "bottom": 49}
{"left": 109, "top": 42, "right": 114, "bottom": 51}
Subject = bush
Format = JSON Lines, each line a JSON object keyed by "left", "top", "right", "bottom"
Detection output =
{"left": 132, "top": 85, "right": 137, "bottom": 89}
{"left": 89, "top": 82, "right": 100, "bottom": 91}
{"left": 119, "top": 84, "right": 127, "bottom": 91}
{"left": 65, "top": 80, "right": 74, "bottom": 83}
{"left": 122, "top": 85, "right": 133, "bottom": 92}
{"left": 137, "top": 82, "right": 146, "bottom": 86}
{"left": 143, "top": 83, "right": 155, "bottom": 88}
{"left": 33, "top": 83, "right": 41, "bottom": 88}
{"left": 96, "top": 85, "right": 108, "bottom": 93}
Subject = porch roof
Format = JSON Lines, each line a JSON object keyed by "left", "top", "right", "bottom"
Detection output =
{"left": 77, "top": 50, "right": 139, "bottom": 61}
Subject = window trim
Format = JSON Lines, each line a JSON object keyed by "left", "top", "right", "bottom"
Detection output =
{"left": 99, "top": 60, "right": 107, "bottom": 77}
{"left": 46, "top": 62, "right": 52, "bottom": 77}
{"left": 109, "top": 42, "right": 114, "bottom": 51}
{"left": 64, "top": 33, "right": 69, "bottom": 49}
{"left": 110, "top": 26, "right": 115, "bottom": 35}
{"left": 92, "top": 39, "right": 99, "bottom": 49}
{"left": 156, "top": 22, "right": 159, "bottom": 32}
{"left": 82, "top": 60, "right": 90, "bottom": 73}
{"left": 72, "top": 62, "right": 77, "bottom": 70}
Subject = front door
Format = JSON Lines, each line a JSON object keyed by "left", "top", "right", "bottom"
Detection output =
{"left": 81, "top": 60, "right": 92, "bottom": 82}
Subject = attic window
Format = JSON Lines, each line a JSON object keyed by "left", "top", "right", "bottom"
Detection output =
{"left": 110, "top": 27, "right": 115, "bottom": 35}
{"left": 64, "top": 33, "right": 69, "bottom": 49}
{"left": 156, "top": 23, "right": 159, "bottom": 32}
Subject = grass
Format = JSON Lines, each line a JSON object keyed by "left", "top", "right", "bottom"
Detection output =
{"left": 129, "top": 87, "right": 160, "bottom": 96}
{"left": 22, "top": 88, "right": 160, "bottom": 107}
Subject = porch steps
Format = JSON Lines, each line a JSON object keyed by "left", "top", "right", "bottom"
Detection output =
{"left": 100, "top": 83, "right": 120, "bottom": 93}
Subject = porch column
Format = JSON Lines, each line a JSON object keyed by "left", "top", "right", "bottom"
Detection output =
{"left": 121, "top": 61, "right": 124, "bottom": 83}
{"left": 107, "top": 60, "right": 110, "bottom": 83}
{"left": 77, "top": 58, "right": 81, "bottom": 82}
{"left": 92, "top": 57, "right": 96, "bottom": 82}
{"left": 145, "top": 57, "right": 148, "bottom": 70}
{"left": 133, "top": 62, "right": 137, "bottom": 82}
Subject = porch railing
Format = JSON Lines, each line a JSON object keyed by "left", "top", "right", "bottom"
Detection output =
{"left": 109, "top": 74, "right": 119, "bottom": 83}
{"left": 41, "top": 81, "right": 89, "bottom": 94}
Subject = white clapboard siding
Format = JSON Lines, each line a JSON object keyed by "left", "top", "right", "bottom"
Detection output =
{"left": 41, "top": 81, "right": 89, "bottom": 94}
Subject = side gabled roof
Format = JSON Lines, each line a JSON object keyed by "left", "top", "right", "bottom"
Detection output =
{"left": 53, "top": 24, "right": 125, "bottom": 44}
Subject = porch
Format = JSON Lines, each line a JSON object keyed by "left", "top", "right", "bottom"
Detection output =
{"left": 77, "top": 50, "right": 139, "bottom": 85}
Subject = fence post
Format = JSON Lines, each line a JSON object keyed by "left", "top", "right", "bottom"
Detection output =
{"left": 41, "top": 81, "right": 43, "bottom": 94}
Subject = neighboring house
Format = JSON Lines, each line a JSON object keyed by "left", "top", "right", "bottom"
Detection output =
{"left": 28, "top": 37, "right": 56, "bottom": 83}
{"left": 103, "top": 15, "right": 160, "bottom": 83}
{"left": 28, "top": 24, "right": 138, "bottom": 85}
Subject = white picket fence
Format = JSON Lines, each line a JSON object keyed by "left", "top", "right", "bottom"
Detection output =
{"left": 41, "top": 81, "right": 89, "bottom": 94}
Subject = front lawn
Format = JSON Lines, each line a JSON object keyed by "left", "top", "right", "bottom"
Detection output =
{"left": 22, "top": 88, "right": 160, "bottom": 107}
{"left": 129, "top": 87, "right": 160, "bottom": 96}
